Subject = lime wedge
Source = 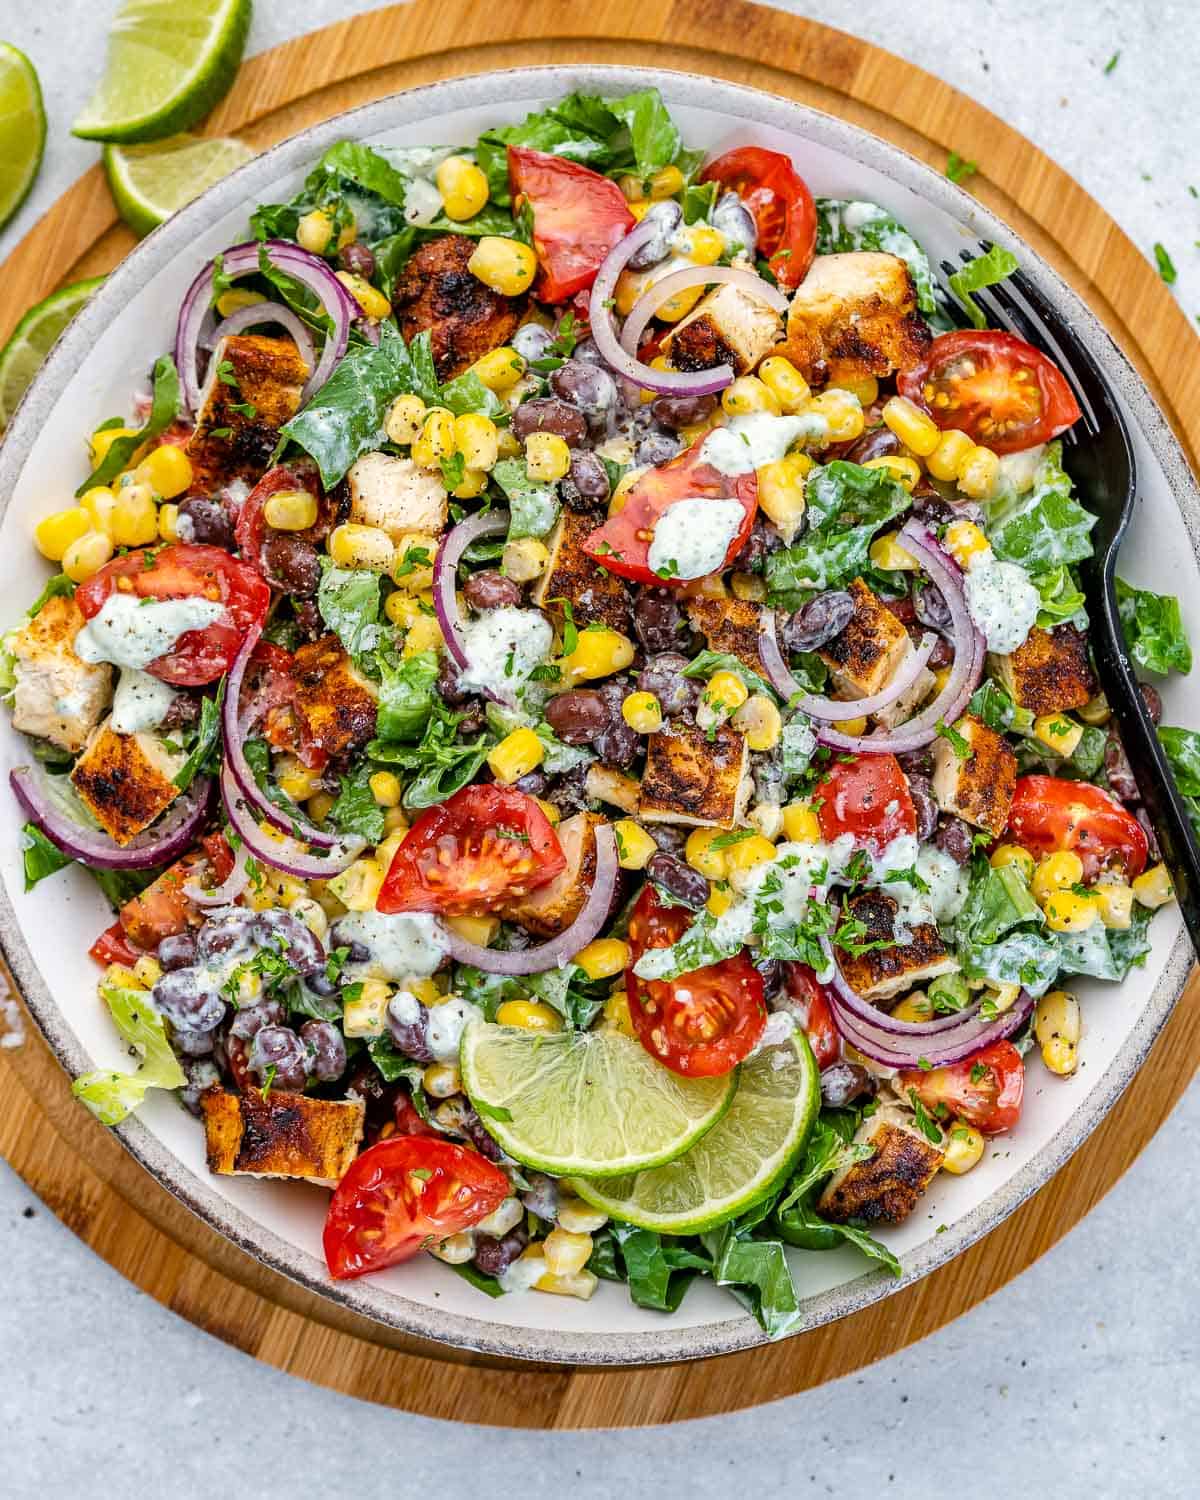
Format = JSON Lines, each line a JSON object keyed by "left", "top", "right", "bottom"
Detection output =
{"left": 0, "top": 44, "right": 46, "bottom": 229}
{"left": 104, "top": 134, "right": 255, "bottom": 237}
{"left": 0, "top": 277, "right": 106, "bottom": 434}
{"left": 460, "top": 1022, "right": 736, "bottom": 1179}
{"left": 73, "top": 0, "right": 252, "bottom": 144}
{"left": 573, "top": 1026, "right": 819, "bottom": 1234}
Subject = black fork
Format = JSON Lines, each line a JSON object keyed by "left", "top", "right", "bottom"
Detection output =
{"left": 942, "top": 246, "right": 1200, "bottom": 955}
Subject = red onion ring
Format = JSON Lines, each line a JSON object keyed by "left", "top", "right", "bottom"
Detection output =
{"left": 174, "top": 240, "right": 356, "bottom": 413}
{"left": 439, "top": 825, "right": 619, "bottom": 975}
{"left": 588, "top": 222, "right": 735, "bottom": 396}
{"left": 220, "top": 761, "right": 363, "bottom": 879}
{"left": 11, "top": 765, "right": 211, "bottom": 871}
{"left": 432, "top": 510, "right": 511, "bottom": 675}
{"left": 208, "top": 300, "right": 315, "bottom": 375}
{"left": 759, "top": 613, "right": 936, "bottom": 720}
{"left": 818, "top": 937, "right": 984, "bottom": 1038}
{"left": 829, "top": 986, "right": 1034, "bottom": 1070}
{"left": 619, "top": 264, "right": 789, "bottom": 364}
{"left": 183, "top": 838, "right": 251, "bottom": 907}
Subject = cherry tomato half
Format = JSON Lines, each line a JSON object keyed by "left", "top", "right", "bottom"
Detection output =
{"left": 581, "top": 444, "right": 757, "bottom": 587}
{"left": 816, "top": 753, "right": 917, "bottom": 854}
{"left": 76, "top": 543, "right": 270, "bottom": 686}
{"left": 118, "top": 832, "right": 235, "bottom": 951}
{"left": 899, "top": 1040, "right": 1025, "bottom": 1136}
{"left": 1006, "top": 775, "right": 1148, "bottom": 881}
{"left": 781, "top": 963, "right": 840, "bottom": 1069}
{"left": 897, "top": 330, "right": 1082, "bottom": 454}
{"left": 508, "top": 146, "right": 635, "bottom": 304}
{"left": 377, "top": 784, "right": 566, "bottom": 916}
{"left": 700, "top": 146, "right": 817, "bottom": 290}
{"left": 234, "top": 463, "right": 328, "bottom": 574}
{"left": 88, "top": 920, "right": 141, "bottom": 968}
{"left": 626, "top": 885, "right": 766, "bottom": 1077}
{"left": 323, "top": 1136, "right": 510, "bottom": 1280}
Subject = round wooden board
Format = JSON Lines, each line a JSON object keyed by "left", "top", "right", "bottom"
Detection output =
{"left": 0, "top": 0, "right": 1197, "bottom": 1428}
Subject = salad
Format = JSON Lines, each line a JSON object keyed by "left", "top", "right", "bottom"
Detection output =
{"left": 7, "top": 87, "right": 1196, "bottom": 1339}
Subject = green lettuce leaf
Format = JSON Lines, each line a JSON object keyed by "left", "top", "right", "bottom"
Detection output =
{"left": 317, "top": 562, "right": 381, "bottom": 656}
{"left": 71, "top": 985, "right": 186, "bottom": 1126}
{"left": 20, "top": 822, "right": 72, "bottom": 890}
{"left": 815, "top": 199, "right": 938, "bottom": 314}
{"left": 681, "top": 649, "right": 777, "bottom": 701}
{"left": 948, "top": 244, "right": 1019, "bottom": 329}
{"left": 75, "top": 355, "right": 180, "bottom": 496}
{"left": 985, "top": 442, "right": 1095, "bottom": 571}
{"left": 1116, "top": 577, "right": 1193, "bottom": 676}
{"left": 958, "top": 929, "right": 1061, "bottom": 996}
{"left": 766, "top": 461, "right": 911, "bottom": 599}
{"left": 492, "top": 457, "right": 560, "bottom": 541}
{"left": 173, "top": 680, "right": 224, "bottom": 792}
{"left": 328, "top": 761, "right": 387, "bottom": 844}
{"left": 375, "top": 649, "right": 439, "bottom": 741}
{"left": 955, "top": 858, "right": 1041, "bottom": 945}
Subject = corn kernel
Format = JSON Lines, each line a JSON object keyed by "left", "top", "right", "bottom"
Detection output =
{"left": 731, "top": 570, "right": 766, "bottom": 602}
{"left": 1043, "top": 889, "right": 1098, "bottom": 933}
{"left": 534, "top": 1265, "right": 599, "bottom": 1301}
{"left": 561, "top": 625, "right": 636, "bottom": 682}
{"left": 825, "top": 373, "right": 878, "bottom": 406}
{"left": 157, "top": 502, "right": 180, "bottom": 542}
{"left": 536, "top": 797, "right": 561, "bottom": 827}
{"left": 327, "top": 856, "right": 387, "bottom": 912}
{"left": 276, "top": 755, "right": 321, "bottom": 801}
{"left": 306, "top": 790, "right": 336, "bottom": 825}
{"left": 706, "top": 882, "right": 736, "bottom": 917}
{"left": 368, "top": 771, "right": 402, "bottom": 807}
{"left": 832, "top": 716, "right": 868, "bottom": 736}
{"left": 807, "top": 388, "right": 865, "bottom": 442}
{"left": 732, "top": 694, "right": 782, "bottom": 752}
{"left": 336, "top": 270, "right": 391, "bottom": 321}
{"left": 402, "top": 612, "right": 443, "bottom": 658}
{"left": 984, "top": 981, "right": 1021, "bottom": 1014}
{"left": 1131, "top": 863, "right": 1174, "bottom": 909}
{"left": 868, "top": 529, "right": 921, "bottom": 570}
{"left": 468, "top": 235, "right": 538, "bottom": 296}
{"left": 880, "top": 394, "right": 940, "bottom": 456}
{"left": 685, "top": 827, "right": 729, "bottom": 880}
{"left": 454, "top": 411, "right": 500, "bottom": 471}
{"left": 682, "top": 224, "right": 724, "bottom": 265}
{"left": 863, "top": 454, "right": 922, "bottom": 492}
{"left": 375, "top": 829, "right": 407, "bottom": 868}
{"left": 390, "top": 531, "right": 439, "bottom": 592}
{"left": 435, "top": 155, "right": 489, "bottom": 221}
{"left": 496, "top": 998, "right": 562, "bottom": 1031}
{"left": 422, "top": 1062, "right": 462, "bottom": 1099}
{"left": 131, "top": 954, "right": 162, "bottom": 990}
{"left": 487, "top": 727, "right": 545, "bottom": 784}
{"left": 342, "top": 977, "right": 392, "bottom": 1038}
{"left": 543, "top": 1227, "right": 594, "bottom": 1277}
{"left": 646, "top": 163, "right": 685, "bottom": 201}
{"left": 383, "top": 806, "right": 410, "bottom": 836}
{"left": 384, "top": 590, "right": 422, "bottom": 628}
{"left": 943, "top": 518, "right": 992, "bottom": 569}
{"left": 79, "top": 486, "right": 117, "bottom": 536}
{"left": 637, "top": 354, "right": 674, "bottom": 400}
{"left": 296, "top": 208, "right": 348, "bottom": 255}
{"left": 214, "top": 288, "right": 266, "bottom": 318}
{"left": 111, "top": 483, "right": 158, "bottom": 547}
{"left": 428, "top": 1230, "right": 475, "bottom": 1265}
{"left": 627, "top": 200, "right": 651, "bottom": 221}
{"left": 1031, "top": 849, "right": 1085, "bottom": 903}
{"left": 748, "top": 801, "right": 784, "bottom": 841}
{"left": 1033, "top": 712, "right": 1084, "bottom": 757}
{"left": 524, "top": 430, "right": 572, "bottom": 482}
{"left": 926, "top": 427, "right": 974, "bottom": 482}
{"left": 1036, "top": 989, "right": 1081, "bottom": 1076}
{"left": 707, "top": 670, "right": 749, "bottom": 712}
{"left": 722, "top": 375, "right": 780, "bottom": 417}
{"left": 103, "top": 963, "right": 142, "bottom": 991}
{"left": 990, "top": 843, "right": 1035, "bottom": 880}
{"left": 384, "top": 393, "right": 427, "bottom": 446}
{"left": 472, "top": 346, "right": 527, "bottom": 393}
{"left": 263, "top": 487, "right": 319, "bottom": 532}
{"left": 1041, "top": 1035, "right": 1078, "bottom": 1076}
{"left": 957, "top": 444, "right": 1001, "bottom": 500}
{"left": 557, "top": 1198, "right": 609, "bottom": 1233}
{"left": 608, "top": 466, "right": 647, "bottom": 517}
{"left": 35, "top": 507, "right": 91, "bottom": 561}
{"left": 942, "top": 1122, "right": 986, "bottom": 1174}
{"left": 1092, "top": 880, "right": 1134, "bottom": 930}
{"left": 656, "top": 282, "right": 706, "bottom": 321}
{"left": 782, "top": 802, "right": 821, "bottom": 842}
{"left": 755, "top": 453, "right": 810, "bottom": 542}
{"left": 622, "top": 690, "right": 663, "bottom": 734}
{"left": 613, "top": 819, "right": 657, "bottom": 870}
{"left": 758, "top": 355, "right": 810, "bottom": 414}
{"left": 1076, "top": 693, "right": 1111, "bottom": 727}
{"left": 725, "top": 833, "right": 777, "bottom": 891}
{"left": 617, "top": 174, "right": 645, "bottom": 201}
{"left": 135, "top": 444, "right": 193, "bottom": 499}
{"left": 501, "top": 536, "right": 548, "bottom": 583}
{"left": 574, "top": 939, "right": 630, "bottom": 982}
{"left": 412, "top": 408, "right": 456, "bottom": 468}
{"left": 328, "top": 522, "right": 395, "bottom": 572}
{"left": 88, "top": 424, "right": 138, "bottom": 467}
{"left": 891, "top": 990, "right": 933, "bottom": 1023}
{"left": 62, "top": 528, "right": 114, "bottom": 583}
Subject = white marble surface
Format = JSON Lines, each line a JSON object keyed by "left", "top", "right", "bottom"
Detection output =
{"left": 0, "top": 1, "right": 1197, "bottom": 1494}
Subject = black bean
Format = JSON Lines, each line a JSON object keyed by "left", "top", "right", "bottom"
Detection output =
{"left": 896, "top": 749, "right": 933, "bottom": 779}
{"left": 625, "top": 200, "right": 683, "bottom": 270}
{"left": 463, "top": 568, "right": 521, "bottom": 612}
{"left": 592, "top": 680, "right": 640, "bottom": 768}
{"left": 473, "top": 1225, "right": 530, "bottom": 1277}
{"left": 511, "top": 397, "right": 588, "bottom": 447}
{"left": 158, "top": 932, "right": 198, "bottom": 971}
{"left": 637, "top": 651, "right": 699, "bottom": 716}
{"left": 646, "top": 852, "right": 708, "bottom": 909}
{"left": 304, "top": 970, "right": 338, "bottom": 999}
{"left": 292, "top": 599, "right": 324, "bottom": 642}
{"left": 338, "top": 242, "right": 376, "bottom": 279}
{"left": 633, "top": 587, "right": 686, "bottom": 653}
{"left": 648, "top": 823, "right": 687, "bottom": 856}
{"left": 179, "top": 496, "right": 234, "bottom": 549}
{"left": 843, "top": 427, "right": 901, "bottom": 466}
{"left": 549, "top": 360, "right": 619, "bottom": 427}
{"left": 180, "top": 1058, "right": 221, "bottom": 1115}
{"left": 154, "top": 969, "right": 225, "bottom": 1033}
{"left": 650, "top": 393, "right": 716, "bottom": 431}
{"left": 754, "top": 956, "right": 784, "bottom": 999}
{"left": 460, "top": 1102, "right": 507, "bottom": 1162}
{"left": 911, "top": 490, "right": 957, "bottom": 526}
{"left": 386, "top": 995, "right": 435, "bottom": 1063}
{"left": 782, "top": 590, "right": 854, "bottom": 653}
{"left": 1140, "top": 682, "right": 1163, "bottom": 725}
{"left": 636, "top": 429, "right": 682, "bottom": 466}
{"left": 437, "top": 658, "right": 471, "bottom": 706}
{"left": 544, "top": 689, "right": 611, "bottom": 745}
{"left": 520, "top": 1172, "right": 560, "bottom": 1222}
{"left": 571, "top": 336, "right": 607, "bottom": 367}
{"left": 512, "top": 323, "right": 553, "bottom": 362}
{"left": 300, "top": 1019, "right": 347, "bottom": 1082}
{"left": 732, "top": 515, "right": 782, "bottom": 573}
{"left": 712, "top": 191, "right": 757, "bottom": 256}
{"left": 172, "top": 1026, "right": 216, "bottom": 1059}
{"left": 820, "top": 1061, "right": 876, "bottom": 1108}
{"left": 1104, "top": 733, "right": 1140, "bottom": 802}
{"left": 914, "top": 582, "right": 953, "bottom": 634}
{"left": 562, "top": 450, "right": 610, "bottom": 511}
{"left": 158, "top": 693, "right": 200, "bottom": 731}
{"left": 545, "top": 763, "right": 590, "bottom": 816}
{"left": 228, "top": 998, "right": 286, "bottom": 1041}
{"left": 934, "top": 815, "right": 974, "bottom": 865}
{"left": 247, "top": 1025, "right": 308, "bottom": 1090}
{"left": 906, "top": 774, "right": 938, "bottom": 841}
{"left": 262, "top": 533, "right": 321, "bottom": 596}
{"left": 514, "top": 770, "right": 548, "bottom": 797}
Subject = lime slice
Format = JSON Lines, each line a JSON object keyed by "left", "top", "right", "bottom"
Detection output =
{"left": 459, "top": 1022, "right": 736, "bottom": 1179}
{"left": 104, "top": 134, "right": 256, "bottom": 237}
{"left": 573, "top": 1027, "right": 819, "bottom": 1234}
{"left": 0, "top": 44, "right": 46, "bottom": 230}
{"left": 0, "top": 277, "right": 106, "bottom": 434}
{"left": 73, "top": 0, "right": 252, "bottom": 144}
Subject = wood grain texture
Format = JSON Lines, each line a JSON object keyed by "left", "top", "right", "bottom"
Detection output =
{"left": 0, "top": 0, "right": 1196, "bottom": 1428}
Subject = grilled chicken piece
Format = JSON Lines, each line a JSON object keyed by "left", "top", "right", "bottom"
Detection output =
{"left": 500, "top": 812, "right": 607, "bottom": 937}
{"left": 664, "top": 283, "right": 784, "bottom": 374}
{"left": 185, "top": 334, "right": 309, "bottom": 492}
{"left": 289, "top": 634, "right": 378, "bottom": 767}
{"left": 533, "top": 509, "right": 632, "bottom": 635}
{"left": 346, "top": 452, "right": 448, "bottom": 541}
{"left": 818, "top": 1107, "right": 944, "bottom": 1225}
{"left": 392, "top": 234, "right": 524, "bottom": 381}
{"left": 685, "top": 595, "right": 765, "bottom": 680}
{"left": 784, "top": 252, "right": 930, "bottom": 384}
{"left": 639, "top": 721, "right": 750, "bottom": 829}
{"left": 201, "top": 1089, "right": 365, "bottom": 1185}
{"left": 818, "top": 577, "right": 913, "bottom": 699}
{"left": 70, "top": 717, "right": 185, "bottom": 845}
{"left": 836, "top": 889, "right": 959, "bottom": 1002}
{"left": 931, "top": 713, "right": 1018, "bottom": 837}
{"left": 8, "top": 594, "right": 111, "bottom": 753}
{"left": 991, "top": 623, "right": 1095, "bottom": 716}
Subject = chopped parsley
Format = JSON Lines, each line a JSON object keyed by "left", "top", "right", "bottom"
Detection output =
{"left": 945, "top": 151, "right": 977, "bottom": 184}
{"left": 935, "top": 718, "right": 971, "bottom": 760}
{"left": 1153, "top": 243, "right": 1177, "bottom": 285}
{"left": 907, "top": 1088, "right": 944, "bottom": 1145}
{"left": 1103, "top": 51, "right": 1120, "bottom": 73}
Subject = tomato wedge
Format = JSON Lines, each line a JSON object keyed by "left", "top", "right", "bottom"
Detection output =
{"left": 377, "top": 784, "right": 566, "bottom": 916}
{"left": 323, "top": 1136, "right": 510, "bottom": 1280}
{"left": 88, "top": 920, "right": 141, "bottom": 968}
{"left": 815, "top": 753, "right": 917, "bottom": 854}
{"left": 700, "top": 146, "right": 816, "bottom": 290}
{"left": 626, "top": 885, "right": 766, "bottom": 1077}
{"left": 581, "top": 444, "right": 757, "bottom": 587}
{"left": 899, "top": 1040, "right": 1025, "bottom": 1136}
{"left": 781, "top": 963, "right": 840, "bottom": 1069}
{"left": 76, "top": 543, "right": 270, "bottom": 686}
{"left": 897, "top": 330, "right": 1082, "bottom": 454}
{"left": 234, "top": 462, "right": 328, "bottom": 574}
{"left": 118, "top": 832, "right": 235, "bottom": 951}
{"left": 1006, "top": 775, "right": 1148, "bottom": 881}
{"left": 508, "top": 146, "right": 634, "bottom": 304}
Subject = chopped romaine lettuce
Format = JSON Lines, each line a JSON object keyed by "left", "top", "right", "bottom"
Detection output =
{"left": 492, "top": 457, "right": 560, "bottom": 541}
{"left": 1116, "top": 577, "right": 1193, "bottom": 676}
{"left": 948, "top": 244, "right": 1019, "bottom": 329}
{"left": 317, "top": 562, "right": 381, "bottom": 656}
{"left": 767, "top": 461, "right": 911, "bottom": 599}
{"left": 75, "top": 355, "right": 179, "bottom": 497}
{"left": 71, "top": 985, "right": 186, "bottom": 1126}
{"left": 815, "top": 199, "right": 938, "bottom": 315}
{"left": 984, "top": 442, "right": 1096, "bottom": 571}
{"left": 375, "top": 649, "right": 439, "bottom": 742}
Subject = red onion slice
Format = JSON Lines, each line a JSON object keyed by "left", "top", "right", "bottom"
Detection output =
{"left": 11, "top": 765, "right": 211, "bottom": 871}
{"left": 759, "top": 612, "right": 936, "bottom": 720}
{"left": 620, "top": 264, "right": 789, "bottom": 362}
{"left": 209, "top": 300, "right": 315, "bottom": 375}
{"left": 829, "top": 986, "right": 1034, "bottom": 1070}
{"left": 183, "top": 837, "right": 250, "bottom": 906}
{"left": 818, "top": 937, "right": 985, "bottom": 1038}
{"left": 220, "top": 761, "right": 363, "bottom": 879}
{"left": 439, "top": 825, "right": 619, "bottom": 976}
{"left": 432, "top": 510, "right": 511, "bottom": 674}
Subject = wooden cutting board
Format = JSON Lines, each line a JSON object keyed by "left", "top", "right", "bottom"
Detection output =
{"left": 0, "top": 0, "right": 1197, "bottom": 1429}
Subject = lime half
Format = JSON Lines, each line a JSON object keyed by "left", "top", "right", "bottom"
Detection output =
{"left": 73, "top": 0, "right": 252, "bottom": 144}
{"left": 0, "top": 277, "right": 106, "bottom": 434}
{"left": 104, "top": 134, "right": 255, "bottom": 236}
{"left": 460, "top": 1021, "right": 736, "bottom": 1179}
{"left": 0, "top": 44, "right": 46, "bottom": 229}
{"left": 574, "top": 1026, "right": 819, "bottom": 1234}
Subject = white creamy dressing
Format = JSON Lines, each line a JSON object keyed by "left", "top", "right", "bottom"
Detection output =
{"left": 389, "top": 989, "right": 421, "bottom": 1024}
{"left": 425, "top": 996, "right": 481, "bottom": 1064}
{"left": 647, "top": 497, "right": 744, "bottom": 580}
{"left": 74, "top": 593, "right": 226, "bottom": 671}
{"left": 964, "top": 547, "right": 1040, "bottom": 655}
{"left": 111, "top": 668, "right": 177, "bottom": 734}
{"left": 744, "top": 1009, "right": 798, "bottom": 1063}
{"left": 402, "top": 177, "right": 443, "bottom": 227}
{"left": 701, "top": 411, "right": 834, "bottom": 475}
{"left": 498, "top": 1253, "right": 547, "bottom": 1295}
{"left": 331, "top": 910, "right": 447, "bottom": 980}
{"left": 457, "top": 606, "right": 553, "bottom": 699}
{"left": 994, "top": 443, "right": 1045, "bottom": 499}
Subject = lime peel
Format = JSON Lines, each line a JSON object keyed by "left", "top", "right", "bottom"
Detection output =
{"left": 0, "top": 277, "right": 106, "bottom": 434}
{"left": 0, "top": 44, "right": 47, "bottom": 230}
{"left": 104, "top": 135, "right": 256, "bottom": 237}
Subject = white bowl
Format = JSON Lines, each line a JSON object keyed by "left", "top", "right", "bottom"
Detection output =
{"left": 1, "top": 66, "right": 1196, "bottom": 1367}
